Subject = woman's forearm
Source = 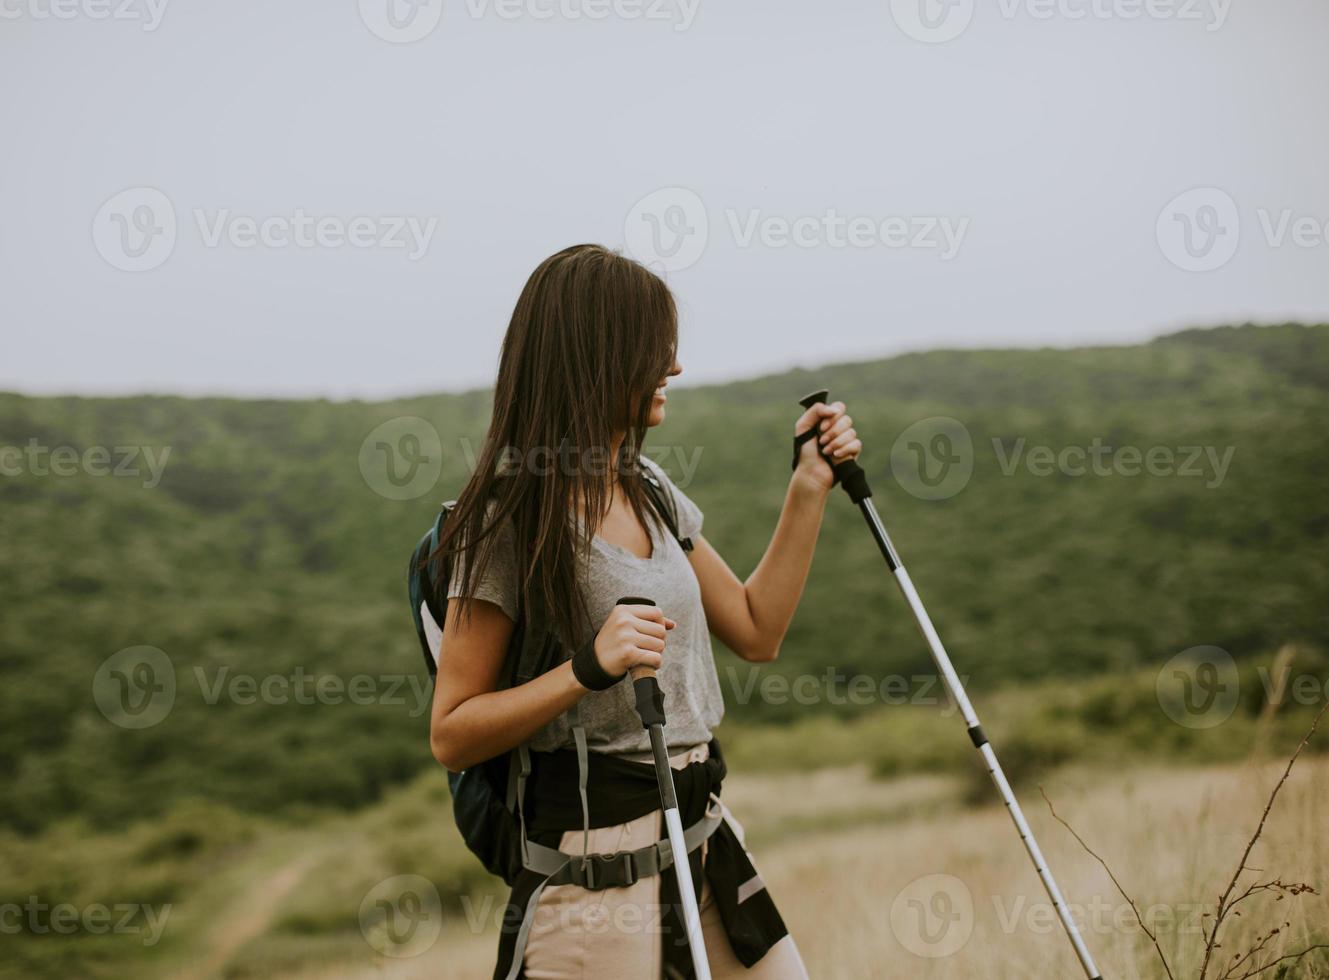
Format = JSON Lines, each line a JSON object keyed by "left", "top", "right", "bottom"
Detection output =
{"left": 738, "top": 473, "right": 830, "bottom": 658}
{"left": 692, "top": 402, "right": 860, "bottom": 661}
{"left": 432, "top": 660, "right": 586, "bottom": 771}
{"left": 432, "top": 600, "right": 672, "bottom": 771}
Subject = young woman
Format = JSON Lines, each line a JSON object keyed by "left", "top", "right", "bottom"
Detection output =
{"left": 429, "top": 243, "right": 862, "bottom": 979}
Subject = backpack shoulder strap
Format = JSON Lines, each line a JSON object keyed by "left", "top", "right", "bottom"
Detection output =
{"left": 409, "top": 500, "right": 456, "bottom": 678}
{"left": 640, "top": 460, "right": 693, "bottom": 552}
{"left": 426, "top": 501, "right": 455, "bottom": 605}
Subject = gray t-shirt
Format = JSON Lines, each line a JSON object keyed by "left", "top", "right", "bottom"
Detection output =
{"left": 446, "top": 458, "right": 724, "bottom": 757}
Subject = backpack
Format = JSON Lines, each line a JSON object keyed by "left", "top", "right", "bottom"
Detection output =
{"left": 407, "top": 463, "right": 692, "bottom": 885}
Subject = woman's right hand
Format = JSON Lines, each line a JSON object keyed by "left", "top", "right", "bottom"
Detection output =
{"left": 594, "top": 603, "right": 675, "bottom": 677}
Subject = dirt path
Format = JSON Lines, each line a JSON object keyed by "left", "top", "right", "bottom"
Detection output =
{"left": 173, "top": 845, "right": 322, "bottom": 980}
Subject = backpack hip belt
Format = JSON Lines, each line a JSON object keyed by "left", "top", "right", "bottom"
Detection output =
{"left": 499, "top": 720, "right": 727, "bottom": 980}
{"left": 511, "top": 704, "right": 724, "bottom": 891}
{"left": 520, "top": 794, "right": 724, "bottom": 890}
{"left": 507, "top": 712, "right": 722, "bottom": 893}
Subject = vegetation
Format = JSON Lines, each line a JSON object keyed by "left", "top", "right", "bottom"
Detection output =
{"left": 0, "top": 323, "right": 1324, "bottom": 835}
{"left": 1, "top": 668, "right": 1323, "bottom": 979}
{"left": 0, "top": 323, "right": 1326, "bottom": 976}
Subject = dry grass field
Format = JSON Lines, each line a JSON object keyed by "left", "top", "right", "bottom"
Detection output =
{"left": 178, "top": 752, "right": 1328, "bottom": 980}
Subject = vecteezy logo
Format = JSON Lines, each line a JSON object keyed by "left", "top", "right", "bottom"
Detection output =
{"left": 1156, "top": 645, "right": 1239, "bottom": 730}
{"left": 890, "top": 417, "right": 973, "bottom": 500}
{"left": 358, "top": 416, "right": 443, "bottom": 500}
{"left": 358, "top": 0, "right": 444, "bottom": 43}
{"left": 92, "top": 187, "right": 177, "bottom": 272}
{"left": 890, "top": 873, "right": 974, "bottom": 958}
{"left": 888, "top": 0, "right": 974, "bottom": 43}
{"left": 359, "top": 874, "right": 443, "bottom": 957}
{"left": 93, "top": 646, "right": 176, "bottom": 729}
{"left": 623, "top": 187, "right": 709, "bottom": 273}
{"left": 1156, "top": 187, "right": 1241, "bottom": 272}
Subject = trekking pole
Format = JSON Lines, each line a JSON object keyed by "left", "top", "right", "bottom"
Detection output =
{"left": 618, "top": 596, "right": 712, "bottom": 980}
{"left": 799, "top": 390, "right": 1104, "bottom": 980}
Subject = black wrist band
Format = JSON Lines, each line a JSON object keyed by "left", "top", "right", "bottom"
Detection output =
{"left": 572, "top": 639, "right": 622, "bottom": 692}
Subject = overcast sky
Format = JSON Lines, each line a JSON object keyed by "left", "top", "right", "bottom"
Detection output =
{"left": 3, "top": 0, "right": 1327, "bottom": 399}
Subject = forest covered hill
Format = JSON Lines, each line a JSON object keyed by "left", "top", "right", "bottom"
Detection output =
{"left": 0, "top": 323, "right": 1324, "bottom": 834}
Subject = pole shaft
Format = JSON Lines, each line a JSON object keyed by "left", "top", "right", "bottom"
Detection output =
{"left": 647, "top": 724, "right": 712, "bottom": 980}
{"left": 859, "top": 500, "right": 1103, "bottom": 980}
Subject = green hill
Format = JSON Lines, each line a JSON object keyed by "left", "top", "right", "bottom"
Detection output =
{"left": 1, "top": 323, "right": 1325, "bottom": 835}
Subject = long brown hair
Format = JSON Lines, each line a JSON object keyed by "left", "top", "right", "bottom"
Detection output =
{"left": 433, "top": 244, "right": 678, "bottom": 646}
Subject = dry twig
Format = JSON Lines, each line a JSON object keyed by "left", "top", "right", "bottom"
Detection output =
{"left": 1043, "top": 697, "right": 1328, "bottom": 980}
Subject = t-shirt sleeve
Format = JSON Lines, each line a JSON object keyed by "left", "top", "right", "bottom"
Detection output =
{"left": 642, "top": 456, "right": 703, "bottom": 540}
{"left": 445, "top": 514, "right": 520, "bottom": 623}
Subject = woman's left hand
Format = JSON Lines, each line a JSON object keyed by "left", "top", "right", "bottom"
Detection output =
{"left": 793, "top": 400, "right": 862, "bottom": 491}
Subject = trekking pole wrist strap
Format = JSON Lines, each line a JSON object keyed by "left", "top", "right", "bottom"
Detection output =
{"left": 571, "top": 639, "right": 622, "bottom": 692}
{"left": 796, "top": 388, "right": 873, "bottom": 504}
{"left": 791, "top": 427, "right": 838, "bottom": 484}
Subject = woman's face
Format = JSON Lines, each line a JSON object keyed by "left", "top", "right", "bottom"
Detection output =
{"left": 646, "top": 359, "right": 683, "bottom": 427}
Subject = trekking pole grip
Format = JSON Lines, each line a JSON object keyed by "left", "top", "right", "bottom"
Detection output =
{"left": 617, "top": 596, "right": 668, "bottom": 728}
{"left": 797, "top": 389, "right": 873, "bottom": 503}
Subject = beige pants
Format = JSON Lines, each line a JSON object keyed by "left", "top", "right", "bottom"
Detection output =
{"left": 522, "top": 745, "right": 808, "bottom": 979}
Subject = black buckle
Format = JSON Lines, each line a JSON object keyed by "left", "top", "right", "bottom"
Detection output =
{"left": 573, "top": 851, "right": 637, "bottom": 891}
